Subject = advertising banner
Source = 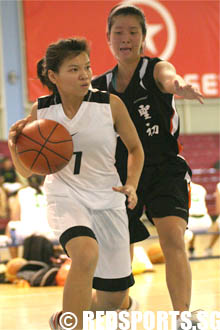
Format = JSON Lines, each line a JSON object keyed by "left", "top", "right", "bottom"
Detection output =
{"left": 23, "top": 0, "right": 220, "bottom": 101}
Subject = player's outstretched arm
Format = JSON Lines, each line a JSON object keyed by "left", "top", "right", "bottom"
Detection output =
{"left": 110, "top": 94, "right": 144, "bottom": 209}
{"left": 154, "top": 61, "right": 204, "bottom": 104}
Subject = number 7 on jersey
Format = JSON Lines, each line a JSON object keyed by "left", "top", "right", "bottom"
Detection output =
{"left": 73, "top": 152, "right": 82, "bottom": 174}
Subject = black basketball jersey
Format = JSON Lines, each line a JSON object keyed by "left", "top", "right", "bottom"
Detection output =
{"left": 92, "top": 57, "right": 181, "bottom": 183}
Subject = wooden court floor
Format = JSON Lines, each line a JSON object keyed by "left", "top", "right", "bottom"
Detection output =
{"left": 0, "top": 235, "right": 220, "bottom": 330}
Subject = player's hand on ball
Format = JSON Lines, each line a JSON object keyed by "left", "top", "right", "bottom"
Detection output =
{"left": 112, "top": 185, "right": 137, "bottom": 209}
{"left": 8, "top": 116, "right": 32, "bottom": 148}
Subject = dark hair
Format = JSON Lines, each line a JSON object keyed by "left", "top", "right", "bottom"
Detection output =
{"left": 107, "top": 4, "right": 147, "bottom": 37}
{"left": 27, "top": 175, "right": 45, "bottom": 194}
{"left": 37, "top": 38, "right": 90, "bottom": 92}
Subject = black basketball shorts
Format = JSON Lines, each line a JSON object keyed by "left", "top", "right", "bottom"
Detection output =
{"left": 126, "top": 187, "right": 150, "bottom": 244}
{"left": 143, "top": 156, "right": 192, "bottom": 223}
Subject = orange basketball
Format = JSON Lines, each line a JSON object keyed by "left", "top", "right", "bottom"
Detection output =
{"left": 16, "top": 119, "right": 73, "bottom": 175}
{"left": 147, "top": 243, "right": 165, "bottom": 264}
{"left": 5, "top": 257, "right": 27, "bottom": 282}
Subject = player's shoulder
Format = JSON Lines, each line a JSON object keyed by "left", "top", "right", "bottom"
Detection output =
{"left": 143, "top": 56, "right": 162, "bottom": 63}
{"left": 141, "top": 56, "right": 162, "bottom": 71}
{"left": 140, "top": 56, "right": 163, "bottom": 85}
{"left": 92, "top": 68, "right": 114, "bottom": 90}
{"left": 37, "top": 93, "right": 60, "bottom": 109}
{"left": 88, "top": 88, "right": 110, "bottom": 104}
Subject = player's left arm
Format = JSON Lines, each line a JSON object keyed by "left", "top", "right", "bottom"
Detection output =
{"left": 8, "top": 102, "right": 38, "bottom": 178}
{"left": 110, "top": 94, "right": 144, "bottom": 209}
{"left": 154, "top": 61, "right": 204, "bottom": 104}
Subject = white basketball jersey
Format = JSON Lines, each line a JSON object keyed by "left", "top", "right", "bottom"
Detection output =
{"left": 37, "top": 90, "right": 126, "bottom": 209}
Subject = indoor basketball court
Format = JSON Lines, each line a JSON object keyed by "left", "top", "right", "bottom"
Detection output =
{"left": 1, "top": 231, "right": 220, "bottom": 329}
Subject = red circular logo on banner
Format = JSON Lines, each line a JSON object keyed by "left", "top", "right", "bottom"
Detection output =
{"left": 124, "top": 0, "right": 177, "bottom": 60}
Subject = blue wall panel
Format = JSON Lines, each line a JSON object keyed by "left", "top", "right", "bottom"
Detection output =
{"left": 0, "top": 0, "right": 25, "bottom": 137}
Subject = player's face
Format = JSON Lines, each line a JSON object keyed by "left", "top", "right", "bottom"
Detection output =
{"left": 52, "top": 52, "right": 92, "bottom": 98}
{"left": 108, "top": 15, "right": 145, "bottom": 63}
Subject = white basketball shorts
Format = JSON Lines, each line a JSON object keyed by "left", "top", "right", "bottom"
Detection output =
{"left": 46, "top": 195, "right": 134, "bottom": 291}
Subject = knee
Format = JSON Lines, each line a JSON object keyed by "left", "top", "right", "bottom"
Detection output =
{"left": 159, "top": 225, "right": 186, "bottom": 253}
{"left": 66, "top": 237, "right": 99, "bottom": 273}
{"left": 75, "top": 249, "right": 98, "bottom": 273}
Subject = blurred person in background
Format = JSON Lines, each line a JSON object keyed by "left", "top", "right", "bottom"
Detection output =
{"left": 5, "top": 174, "right": 55, "bottom": 258}
{"left": 187, "top": 182, "right": 212, "bottom": 258}
{"left": 0, "top": 157, "right": 23, "bottom": 198}
{"left": 0, "top": 157, "right": 17, "bottom": 183}
{"left": 0, "top": 176, "right": 9, "bottom": 235}
{"left": 204, "top": 182, "right": 220, "bottom": 256}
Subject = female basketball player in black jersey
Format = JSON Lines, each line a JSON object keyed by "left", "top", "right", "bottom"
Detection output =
{"left": 92, "top": 4, "right": 204, "bottom": 329}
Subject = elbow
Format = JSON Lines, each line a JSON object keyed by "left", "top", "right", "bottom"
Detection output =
{"left": 140, "top": 148, "right": 145, "bottom": 167}
{"left": 139, "top": 143, "right": 145, "bottom": 161}
{"left": 133, "top": 144, "right": 145, "bottom": 166}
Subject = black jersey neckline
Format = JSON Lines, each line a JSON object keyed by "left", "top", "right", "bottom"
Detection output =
{"left": 110, "top": 57, "right": 144, "bottom": 96}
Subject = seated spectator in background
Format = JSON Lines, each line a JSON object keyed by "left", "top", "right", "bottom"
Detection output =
{"left": 5, "top": 174, "right": 55, "bottom": 258}
{"left": 0, "top": 156, "right": 4, "bottom": 172}
{"left": 0, "top": 157, "right": 17, "bottom": 183}
{"left": 0, "top": 157, "right": 23, "bottom": 197}
{"left": 187, "top": 182, "right": 212, "bottom": 257}
{"left": 204, "top": 182, "right": 220, "bottom": 256}
{"left": 0, "top": 176, "right": 9, "bottom": 234}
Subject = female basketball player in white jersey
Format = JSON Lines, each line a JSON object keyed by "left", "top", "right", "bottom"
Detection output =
{"left": 8, "top": 37, "right": 144, "bottom": 330}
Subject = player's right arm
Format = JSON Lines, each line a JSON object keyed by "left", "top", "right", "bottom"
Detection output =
{"left": 8, "top": 102, "right": 38, "bottom": 178}
{"left": 154, "top": 61, "right": 204, "bottom": 104}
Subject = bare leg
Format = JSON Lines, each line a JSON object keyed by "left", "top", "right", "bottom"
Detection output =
{"left": 5, "top": 223, "right": 19, "bottom": 258}
{"left": 188, "top": 236, "right": 195, "bottom": 250}
{"left": 207, "top": 221, "right": 220, "bottom": 249}
{"left": 188, "top": 235, "right": 196, "bottom": 257}
{"left": 208, "top": 234, "right": 220, "bottom": 248}
{"left": 90, "top": 289, "right": 127, "bottom": 312}
{"left": 154, "top": 216, "right": 192, "bottom": 312}
{"left": 64, "top": 236, "right": 99, "bottom": 329}
{"left": 9, "top": 246, "right": 18, "bottom": 258}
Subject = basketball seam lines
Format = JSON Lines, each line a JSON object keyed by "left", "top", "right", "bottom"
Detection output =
{"left": 19, "top": 123, "right": 71, "bottom": 173}
{"left": 31, "top": 123, "right": 59, "bottom": 172}
{"left": 18, "top": 134, "right": 72, "bottom": 161}
{"left": 18, "top": 135, "right": 71, "bottom": 162}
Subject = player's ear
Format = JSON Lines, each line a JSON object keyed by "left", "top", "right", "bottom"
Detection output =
{"left": 141, "top": 35, "right": 146, "bottom": 54}
{"left": 106, "top": 32, "right": 111, "bottom": 45}
{"left": 48, "top": 70, "right": 57, "bottom": 84}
